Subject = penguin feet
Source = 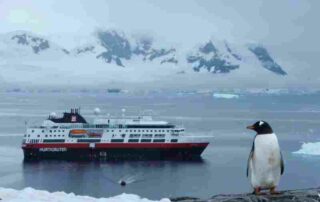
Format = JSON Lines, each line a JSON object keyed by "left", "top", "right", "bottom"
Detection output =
{"left": 270, "top": 187, "right": 281, "bottom": 195}
{"left": 253, "top": 187, "right": 266, "bottom": 195}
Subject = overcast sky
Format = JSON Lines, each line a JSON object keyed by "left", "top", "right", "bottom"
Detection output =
{"left": 0, "top": 0, "right": 319, "bottom": 51}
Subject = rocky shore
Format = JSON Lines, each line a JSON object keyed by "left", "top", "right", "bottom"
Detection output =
{"left": 170, "top": 188, "right": 320, "bottom": 202}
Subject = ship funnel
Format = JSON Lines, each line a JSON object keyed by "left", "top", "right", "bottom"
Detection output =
{"left": 94, "top": 107, "right": 101, "bottom": 115}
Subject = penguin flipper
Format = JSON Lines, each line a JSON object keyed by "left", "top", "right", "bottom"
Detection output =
{"left": 247, "top": 141, "right": 255, "bottom": 178}
{"left": 280, "top": 151, "right": 285, "bottom": 175}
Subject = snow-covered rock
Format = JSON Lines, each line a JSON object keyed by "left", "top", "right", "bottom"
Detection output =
{"left": 0, "top": 187, "right": 170, "bottom": 202}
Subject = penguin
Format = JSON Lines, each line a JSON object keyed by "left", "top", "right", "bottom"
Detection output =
{"left": 246, "top": 121, "right": 284, "bottom": 195}
{"left": 119, "top": 180, "right": 127, "bottom": 186}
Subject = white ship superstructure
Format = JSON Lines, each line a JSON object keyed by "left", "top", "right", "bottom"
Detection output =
{"left": 22, "top": 108, "right": 209, "bottom": 160}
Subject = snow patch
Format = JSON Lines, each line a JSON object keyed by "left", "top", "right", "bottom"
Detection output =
{"left": 293, "top": 142, "right": 320, "bottom": 155}
{"left": 213, "top": 93, "right": 239, "bottom": 99}
{"left": 0, "top": 187, "right": 170, "bottom": 202}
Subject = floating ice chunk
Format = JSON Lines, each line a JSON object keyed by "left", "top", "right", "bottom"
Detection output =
{"left": 0, "top": 187, "right": 170, "bottom": 202}
{"left": 293, "top": 142, "right": 320, "bottom": 155}
{"left": 213, "top": 93, "right": 239, "bottom": 99}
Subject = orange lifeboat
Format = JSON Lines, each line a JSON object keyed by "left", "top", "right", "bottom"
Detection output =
{"left": 69, "top": 129, "right": 87, "bottom": 137}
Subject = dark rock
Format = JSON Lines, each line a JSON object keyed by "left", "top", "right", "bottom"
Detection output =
{"left": 248, "top": 45, "right": 287, "bottom": 76}
{"left": 148, "top": 48, "right": 175, "bottom": 61}
{"left": 96, "top": 30, "right": 131, "bottom": 66}
{"left": 160, "top": 57, "right": 178, "bottom": 64}
{"left": 225, "top": 42, "right": 241, "bottom": 61}
{"left": 76, "top": 46, "right": 94, "bottom": 54}
{"left": 11, "top": 33, "right": 50, "bottom": 54}
{"left": 62, "top": 49, "right": 70, "bottom": 54}
{"left": 187, "top": 41, "right": 239, "bottom": 74}
{"left": 170, "top": 188, "right": 320, "bottom": 202}
{"left": 200, "top": 41, "right": 217, "bottom": 54}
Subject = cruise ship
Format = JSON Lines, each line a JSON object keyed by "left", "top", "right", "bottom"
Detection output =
{"left": 22, "top": 108, "right": 209, "bottom": 160}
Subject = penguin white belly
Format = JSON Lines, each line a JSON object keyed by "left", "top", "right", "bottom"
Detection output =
{"left": 250, "top": 134, "right": 281, "bottom": 189}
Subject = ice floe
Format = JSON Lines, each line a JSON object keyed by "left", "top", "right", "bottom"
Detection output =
{"left": 293, "top": 142, "right": 320, "bottom": 155}
{"left": 213, "top": 93, "right": 239, "bottom": 99}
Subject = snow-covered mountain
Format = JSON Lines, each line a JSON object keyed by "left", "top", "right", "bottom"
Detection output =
{"left": 0, "top": 30, "right": 291, "bottom": 89}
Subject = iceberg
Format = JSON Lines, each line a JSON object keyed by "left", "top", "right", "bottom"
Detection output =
{"left": 213, "top": 93, "right": 239, "bottom": 99}
{"left": 293, "top": 142, "right": 320, "bottom": 155}
{"left": 0, "top": 187, "right": 170, "bottom": 202}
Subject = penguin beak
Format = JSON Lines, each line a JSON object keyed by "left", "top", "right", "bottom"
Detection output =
{"left": 246, "top": 125, "right": 255, "bottom": 130}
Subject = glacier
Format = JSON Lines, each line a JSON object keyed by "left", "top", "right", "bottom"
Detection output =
{"left": 0, "top": 187, "right": 170, "bottom": 202}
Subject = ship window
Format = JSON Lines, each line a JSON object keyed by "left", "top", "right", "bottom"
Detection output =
{"left": 42, "top": 130, "right": 44, "bottom": 133}
{"left": 28, "top": 135, "right": 30, "bottom": 137}
{"left": 153, "top": 139, "right": 165, "bottom": 143}
{"left": 111, "top": 130, "right": 114, "bottom": 132}
{"left": 171, "top": 139, "right": 178, "bottom": 143}
{"left": 119, "top": 130, "right": 121, "bottom": 132}
{"left": 130, "top": 130, "right": 132, "bottom": 132}
{"left": 58, "top": 130, "right": 60, "bottom": 132}
{"left": 62, "top": 130, "right": 65, "bottom": 132}
{"left": 141, "top": 139, "right": 151, "bottom": 143}
{"left": 54, "top": 135, "right": 56, "bottom": 137}
{"left": 49, "top": 130, "right": 52, "bottom": 133}
{"left": 54, "top": 130, "right": 56, "bottom": 132}
{"left": 128, "top": 139, "right": 139, "bottom": 143}
{"left": 146, "top": 130, "right": 149, "bottom": 132}
{"left": 142, "top": 130, "right": 144, "bottom": 132}
{"left": 106, "top": 130, "right": 109, "bottom": 132}
{"left": 45, "top": 135, "right": 48, "bottom": 137}
{"left": 111, "top": 139, "right": 124, "bottom": 143}
{"left": 125, "top": 130, "right": 128, "bottom": 132}
{"left": 37, "top": 135, "right": 40, "bottom": 137}
{"left": 121, "top": 134, "right": 126, "bottom": 138}
{"left": 134, "top": 130, "right": 136, "bottom": 132}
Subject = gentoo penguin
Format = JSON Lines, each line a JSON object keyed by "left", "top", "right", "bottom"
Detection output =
{"left": 246, "top": 121, "right": 284, "bottom": 195}
{"left": 119, "top": 180, "right": 127, "bottom": 186}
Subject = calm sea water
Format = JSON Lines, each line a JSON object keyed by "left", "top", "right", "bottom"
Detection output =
{"left": 0, "top": 92, "right": 320, "bottom": 200}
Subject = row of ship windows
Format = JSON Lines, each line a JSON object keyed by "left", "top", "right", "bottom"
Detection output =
{"left": 30, "top": 129, "right": 181, "bottom": 133}
{"left": 25, "top": 134, "right": 169, "bottom": 138}
{"left": 25, "top": 139, "right": 179, "bottom": 143}
{"left": 106, "top": 129, "right": 174, "bottom": 133}
{"left": 24, "top": 134, "right": 66, "bottom": 138}
{"left": 31, "top": 130, "right": 66, "bottom": 133}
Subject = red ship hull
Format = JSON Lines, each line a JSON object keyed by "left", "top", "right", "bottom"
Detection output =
{"left": 22, "top": 142, "right": 209, "bottom": 160}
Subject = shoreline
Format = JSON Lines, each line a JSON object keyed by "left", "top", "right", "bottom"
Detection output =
{"left": 171, "top": 188, "right": 320, "bottom": 202}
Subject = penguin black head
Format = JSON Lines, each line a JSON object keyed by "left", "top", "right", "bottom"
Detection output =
{"left": 120, "top": 180, "right": 126, "bottom": 186}
{"left": 246, "top": 121, "right": 273, "bottom": 135}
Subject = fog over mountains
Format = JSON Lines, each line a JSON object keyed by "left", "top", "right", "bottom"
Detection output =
{"left": 0, "top": 30, "right": 295, "bottom": 89}
{"left": 0, "top": 0, "right": 319, "bottom": 90}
